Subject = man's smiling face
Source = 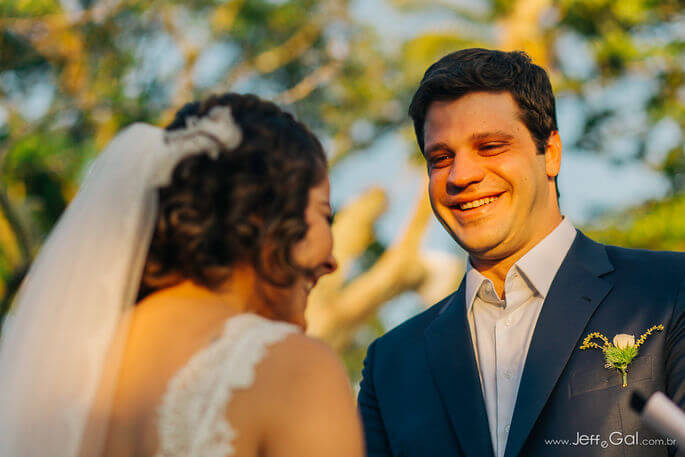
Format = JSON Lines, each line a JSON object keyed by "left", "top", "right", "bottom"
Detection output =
{"left": 423, "top": 91, "right": 561, "bottom": 262}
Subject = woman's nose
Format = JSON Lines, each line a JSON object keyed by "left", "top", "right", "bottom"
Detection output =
{"left": 322, "top": 254, "right": 338, "bottom": 275}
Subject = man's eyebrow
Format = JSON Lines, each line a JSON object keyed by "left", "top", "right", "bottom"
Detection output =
{"left": 470, "top": 131, "right": 515, "bottom": 142}
{"left": 424, "top": 142, "right": 453, "bottom": 156}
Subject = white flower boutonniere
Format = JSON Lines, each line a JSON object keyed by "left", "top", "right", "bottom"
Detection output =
{"left": 580, "top": 325, "right": 664, "bottom": 388}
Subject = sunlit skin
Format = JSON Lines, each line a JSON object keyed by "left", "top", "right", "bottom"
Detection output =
{"left": 272, "top": 176, "right": 338, "bottom": 328}
{"left": 100, "top": 178, "right": 348, "bottom": 457}
{"left": 423, "top": 91, "right": 563, "bottom": 298}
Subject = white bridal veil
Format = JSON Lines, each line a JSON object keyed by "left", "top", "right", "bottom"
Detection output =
{"left": 0, "top": 107, "right": 241, "bottom": 457}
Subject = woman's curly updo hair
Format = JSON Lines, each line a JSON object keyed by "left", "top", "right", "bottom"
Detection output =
{"left": 136, "top": 93, "right": 327, "bottom": 302}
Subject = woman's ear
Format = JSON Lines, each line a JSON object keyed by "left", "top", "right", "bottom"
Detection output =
{"left": 258, "top": 236, "right": 293, "bottom": 287}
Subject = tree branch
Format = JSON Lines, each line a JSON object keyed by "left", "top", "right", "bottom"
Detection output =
{"left": 0, "top": 1, "right": 120, "bottom": 28}
{"left": 307, "top": 184, "right": 436, "bottom": 350}
{"left": 159, "top": 7, "right": 200, "bottom": 122}
{"left": 213, "top": 22, "right": 322, "bottom": 92}
{"left": 160, "top": 1, "right": 246, "bottom": 123}
{"left": 497, "top": 0, "right": 552, "bottom": 66}
{"left": 0, "top": 187, "right": 31, "bottom": 265}
{"left": 275, "top": 60, "right": 342, "bottom": 105}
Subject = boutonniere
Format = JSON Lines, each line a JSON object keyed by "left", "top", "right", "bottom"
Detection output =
{"left": 580, "top": 325, "right": 664, "bottom": 388}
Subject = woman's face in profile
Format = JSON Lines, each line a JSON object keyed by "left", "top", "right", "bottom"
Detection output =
{"left": 286, "top": 176, "right": 337, "bottom": 327}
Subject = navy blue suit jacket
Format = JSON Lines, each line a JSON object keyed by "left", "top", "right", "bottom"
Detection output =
{"left": 359, "top": 231, "right": 685, "bottom": 457}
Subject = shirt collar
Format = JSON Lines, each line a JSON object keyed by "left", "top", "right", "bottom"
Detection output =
{"left": 465, "top": 265, "right": 497, "bottom": 313}
{"left": 465, "top": 217, "right": 577, "bottom": 313}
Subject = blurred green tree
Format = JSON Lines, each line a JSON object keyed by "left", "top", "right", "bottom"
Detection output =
{"left": 1, "top": 1, "right": 682, "bottom": 381}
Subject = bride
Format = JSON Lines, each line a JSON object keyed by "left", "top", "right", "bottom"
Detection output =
{"left": 0, "top": 93, "right": 365, "bottom": 457}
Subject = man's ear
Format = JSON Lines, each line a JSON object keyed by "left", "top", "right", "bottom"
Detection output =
{"left": 545, "top": 130, "right": 562, "bottom": 179}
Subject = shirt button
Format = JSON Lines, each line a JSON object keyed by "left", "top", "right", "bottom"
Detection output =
{"left": 504, "top": 425, "right": 511, "bottom": 433}
{"left": 504, "top": 369, "right": 513, "bottom": 379}
{"left": 504, "top": 319, "right": 512, "bottom": 327}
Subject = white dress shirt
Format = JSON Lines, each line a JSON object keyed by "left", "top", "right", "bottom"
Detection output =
{"left": 465, "top": 217, "right": 577, "bottom": 457}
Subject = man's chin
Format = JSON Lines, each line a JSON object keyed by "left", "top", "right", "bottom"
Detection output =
{"left": 453, "top": 232, "right": 507, "bottom": 257}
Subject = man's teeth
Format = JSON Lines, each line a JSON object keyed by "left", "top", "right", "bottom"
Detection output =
{"left": 458, "top": 196, "right": 498, "bottom": 210}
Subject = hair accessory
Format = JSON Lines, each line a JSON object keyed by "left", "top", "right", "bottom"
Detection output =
{"left": 155, "top": 106, "right": 243, "bottom": 186}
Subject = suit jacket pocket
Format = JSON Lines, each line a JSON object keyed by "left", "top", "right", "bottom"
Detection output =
{"left": 570, "top": 354, "right": 653, "bottom": 397}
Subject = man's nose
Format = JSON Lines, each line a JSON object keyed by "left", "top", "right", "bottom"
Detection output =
{"left": 447, "top": 151, "right": 486, "bottom": 190}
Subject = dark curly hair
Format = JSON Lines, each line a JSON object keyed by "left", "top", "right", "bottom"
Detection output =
{"left": 136, "top": 93, "right": 327, "bottom": 302}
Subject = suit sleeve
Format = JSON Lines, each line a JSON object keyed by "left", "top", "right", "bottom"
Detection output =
{"left": 665, "top": 273, "right": 685, "bottom": 407}
{"left": 665, "top": 274, "right": 685, "bottom": 457}
{"left": 358, "top": 339, "right": 393, "bottom": 457}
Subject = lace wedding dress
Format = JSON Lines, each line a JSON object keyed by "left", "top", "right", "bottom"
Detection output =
{"left": 153, "top": 313, "right": 299, "bottom": 457}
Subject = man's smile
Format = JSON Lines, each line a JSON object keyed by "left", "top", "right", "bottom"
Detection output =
{"left": 445, "top": 192, "right": 505, "bottom": 214}
{"left": 454, "top": 194, "right": 502, "bottom": 211}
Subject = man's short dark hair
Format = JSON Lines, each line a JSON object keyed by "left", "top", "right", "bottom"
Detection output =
{"left": 408, "top": 48, "right": 560, "bottom": 199}
{"left": 409, "top": 48, "right": 558, "bottom": 156}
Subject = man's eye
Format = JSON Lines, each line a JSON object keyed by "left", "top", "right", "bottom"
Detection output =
{"left": 326, "top": 214, "right": 334, "bottom": 225}
{"left": 480, "top": 143, "right": 506, "bottom": 152}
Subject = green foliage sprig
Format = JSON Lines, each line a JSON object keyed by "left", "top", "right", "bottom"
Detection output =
{"left": 580, "top": 325, "right": 664, "bottom": 387}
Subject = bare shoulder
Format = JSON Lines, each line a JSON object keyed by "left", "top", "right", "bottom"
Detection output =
{"left": 247, "top": 332, "right": 365, "bottom": 457}
{"left": 262, "top": 331, "right": 348, "bottom": 381}
{"left": 251, "top": 331, "right": 354, "bottom": 408}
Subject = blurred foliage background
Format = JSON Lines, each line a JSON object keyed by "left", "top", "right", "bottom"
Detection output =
{"left": 1, "top": 0, "right": 683, "bottom": 382}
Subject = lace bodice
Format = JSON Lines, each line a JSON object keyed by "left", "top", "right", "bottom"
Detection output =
{"left": 153, "top": 313, "right": 300, "bottom": 457}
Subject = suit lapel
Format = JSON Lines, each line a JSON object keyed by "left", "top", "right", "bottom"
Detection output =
{"left": 424, "top": 282, "right": 495, "bottom": 457}
{"left": 503, "top": 232, "right": 614, "bottom": 457}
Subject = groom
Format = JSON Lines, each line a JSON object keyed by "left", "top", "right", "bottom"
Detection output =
{"left": 358, "top": 48, "right": 685, "bottom": 457}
